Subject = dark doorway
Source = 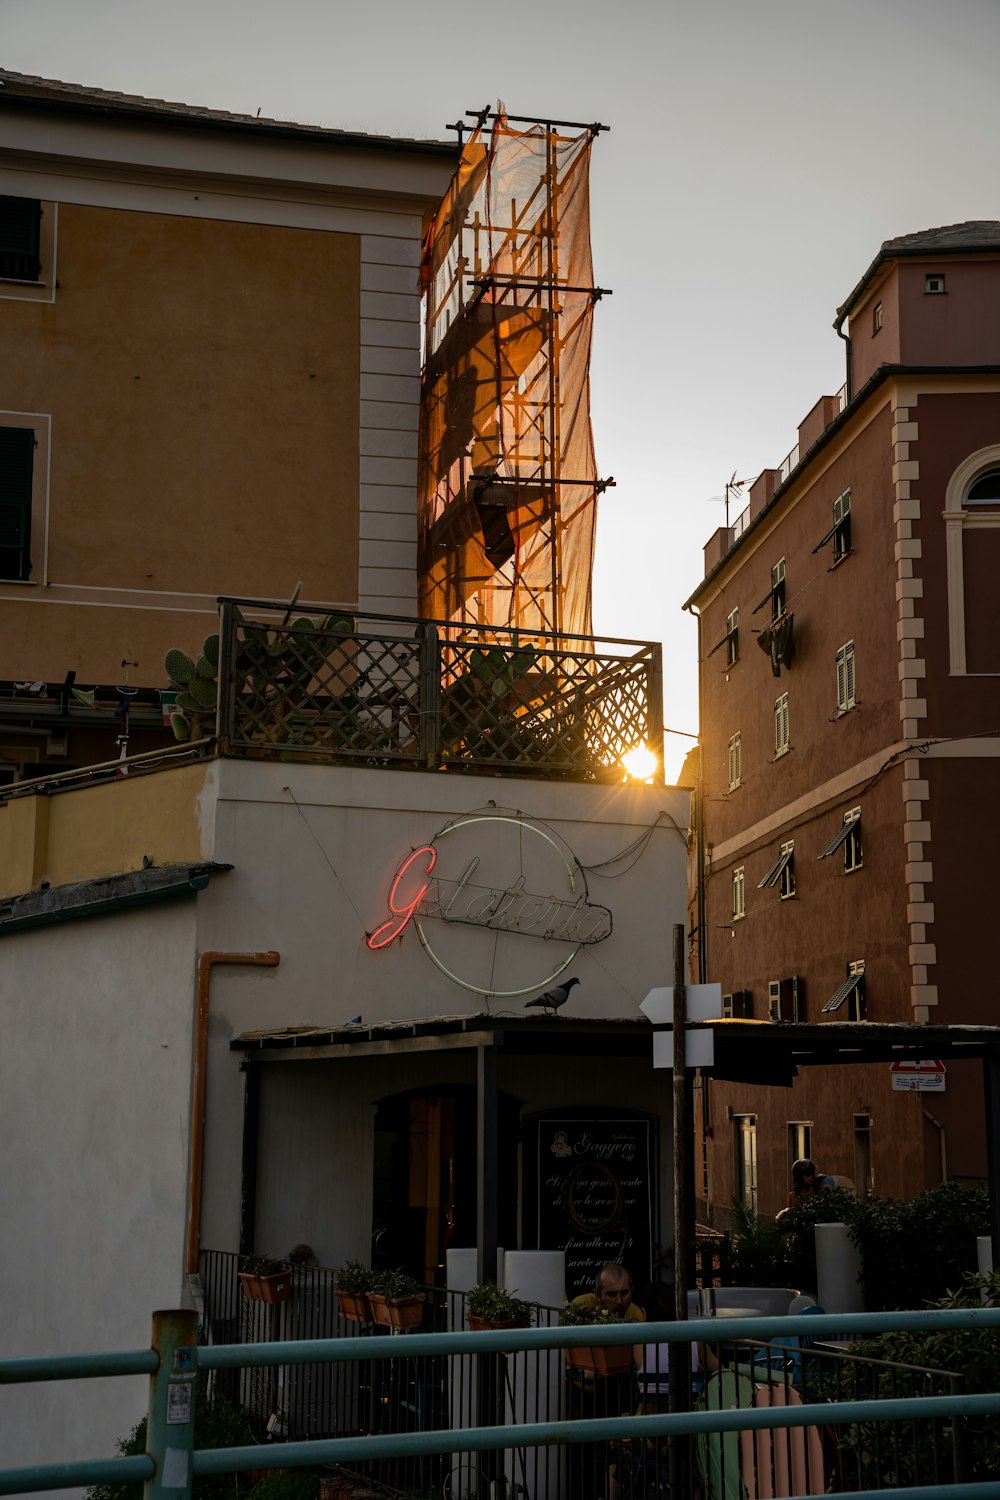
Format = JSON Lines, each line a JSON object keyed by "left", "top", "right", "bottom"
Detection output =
{"left": 372, "top": 1086, "right": 519, "bottom": 1285}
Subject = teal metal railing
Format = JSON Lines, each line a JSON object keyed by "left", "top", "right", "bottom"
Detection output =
{"left": 3, "top": 1307, "right": 1000, "bottom": 1498}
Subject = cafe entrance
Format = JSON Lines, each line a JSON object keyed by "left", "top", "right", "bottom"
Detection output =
{"left": 372, "top": 1085, "right": 519, "bottom": 1286}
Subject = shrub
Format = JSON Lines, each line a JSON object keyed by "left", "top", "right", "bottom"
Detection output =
{"left": 832, "top": 1269, "right": 1000, "bottom": 1482}
{"left": 335, "top": 1259, "right": 378, "bottom": 1294}
{"left": 466, "top": 1282, "right": 531, "bottom": 1323}
{"left": 782, "top": 1182, "right": 989, "bottom": 1310}
{"left": 85, "top": 1393, "right": 256, "bottom": 1500}
{"left": 370, "top": 1269, "right": 421, "bottom": 1299}
{"left": 248, "top": 1473, "right": 320, "bottom": 1500}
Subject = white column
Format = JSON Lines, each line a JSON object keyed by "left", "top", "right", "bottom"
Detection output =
{"left": 503, "top": 1251, "right": 566, "bottom": 1500}
{"left": 814, "top": 1222, "right": 863, "bottom": 1313}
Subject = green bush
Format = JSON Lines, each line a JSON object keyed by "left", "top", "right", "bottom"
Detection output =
{"left": 86, "top": 1392, "right": 256, "bottom": 1500}
{"left": 247, "top": 1473, "right": 320, "bottom": 1500}
{"left": 830, "top": 1269, "right": 1000, "bottom": 1482}
{"left": 781, "top": 1182, "right": 989, "bottom": 1310}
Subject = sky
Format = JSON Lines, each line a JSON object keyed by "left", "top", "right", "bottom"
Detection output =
{"left": 6, "top": 0, "right": 1000, "bottom": 779}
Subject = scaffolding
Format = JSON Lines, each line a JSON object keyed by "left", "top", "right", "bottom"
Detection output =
{"left": 418, "top": 107, "right": 610, "bottom": 638}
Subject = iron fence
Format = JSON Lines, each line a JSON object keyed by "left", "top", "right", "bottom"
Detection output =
{"left": 197, "top": 1252, "right": 971, "bottom": 1498}
{"left": 216, "top": 599, "right": 663, "bottom": 782}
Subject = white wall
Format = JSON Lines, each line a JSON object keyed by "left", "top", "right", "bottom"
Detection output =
{"left": 198, "top": 760, "right": 690, "bottom": 1256}
{"left": 0, "top": 901, "right": 198, "bottom": 1481}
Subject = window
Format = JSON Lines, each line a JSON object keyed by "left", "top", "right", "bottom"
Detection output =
{"left": 0, "top": 196, "right": 41, "bottom": 282}
{"left": 770, "top": 557, "right": 786, "bottom": 621}
{"left": 732, "top": 866, "right": 745, "bottom": 921}
{"left": 788, "top": 1122, "right": 813, "bottom": 1176}
{"left": 813, "top": 489, "right": 852, "bottom": 560}
{"left": 774, "top": 692, "right": 789, "bottom": 756}
{"left": 836, "top": 640, "right": 856, "bottom": 711}
{"left": 726, "top": 607, "right": 739, "bottom": 666}
{"left": 944, "top": 446, "right": 1000, "bottom": 674}
{"left": 822, "top": 959, "right": 865, "bottom": 1018}
{"left": 707, "top": 608, "right": 740, "bottom": 666}
{"left": 758, "top": 840, "right": 795, "bottom": 899}
{"left": 768, "top": 976, "right": 802, "bottom": 1021}
{"left": 818, "top": 807, "right": 862, "bottom": 871}
{"left": 728, "top": 731, "right": 742, "bottom": 791}
{"left": 751, "top": 557, "right": 786, "bottom": 621}
{"left": 965, "top": 468, "right": 1000, "bottom": 507}
{"left": 872, "top": 301, "right": 882, "bottom": 335}
{"left": 722, "top": 989, "right": 752, "bottom": 1018}
{"left": 854, "top": 1113, "right": 874, "bottom": 1198}
{"left": 734, "top": 1115, "right": 758, "bottom": 1210}
{"left": 925, "top": 273, "right": 946, "bottom": 295}
{"left": 0, "top": 425, "right": 35, "bottom": 580}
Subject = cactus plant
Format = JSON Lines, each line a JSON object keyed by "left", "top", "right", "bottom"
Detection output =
{"left": 164, "top": 605, "right": 357, "bottom": 746}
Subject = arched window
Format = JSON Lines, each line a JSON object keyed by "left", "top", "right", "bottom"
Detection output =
{"left": 945, "top": 446, "right": 1000, "bottom": 673}
{"left": 965, "top": 467, "right": 1000, "bottom": 506}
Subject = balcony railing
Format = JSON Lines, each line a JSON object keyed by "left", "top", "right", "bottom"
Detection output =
{"left": 199, "top": 1250, "right": 967, "bottom": 1496}
{"left": 217, "top": 599, "right": 664, "bottom": 783}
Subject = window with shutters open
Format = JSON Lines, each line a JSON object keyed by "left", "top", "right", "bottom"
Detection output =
{"left": 0, "top": 426, "right": 35, "bottom": 580}
{"left": 732, "top": 866, "right": 745, "bottom": 921}
{"left": 836, "top": 640, "right": 856, "bottom": 712}
{"left": 774, "top": 691, "right": 789, "bottom": 756}
{"left": 728, "top": 731, "right": 741, "bottom": 791}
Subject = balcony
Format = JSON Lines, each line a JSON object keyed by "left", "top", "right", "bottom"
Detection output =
{"left": 215, "top": 598, "right": 664, "bottom": 784}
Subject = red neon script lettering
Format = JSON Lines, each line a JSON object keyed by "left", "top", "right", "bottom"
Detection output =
{"left": 367, "top": 845, "right": 437, "bottom": 949}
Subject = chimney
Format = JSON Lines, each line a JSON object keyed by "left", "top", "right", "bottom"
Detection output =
{"left": 748, "top": 468, "right": 781, "bottom": 519}
{"left": 703, "top": 527, "right": 733, "bottom": 575}
{"left": 797, "top": 395, "right": 841, "bottom": 457}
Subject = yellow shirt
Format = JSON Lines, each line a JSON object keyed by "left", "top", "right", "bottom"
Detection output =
{"left": 570, "top": 1293, "right": 646, "bottom": 1321}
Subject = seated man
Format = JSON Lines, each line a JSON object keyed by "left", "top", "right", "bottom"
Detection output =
{"left": 567, "top": 1265, "right": 645, "bottom": 1500}
{"left": 572, "top": 1263, "right": 646, "bottom": 1322}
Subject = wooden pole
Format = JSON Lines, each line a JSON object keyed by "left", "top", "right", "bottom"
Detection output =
{"left": 669, "top": 923, "right": 693, "bottom": 1496}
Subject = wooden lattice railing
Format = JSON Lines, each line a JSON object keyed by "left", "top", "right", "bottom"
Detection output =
{"left": 217, "top": 600, "right": 663, "bottom": 782}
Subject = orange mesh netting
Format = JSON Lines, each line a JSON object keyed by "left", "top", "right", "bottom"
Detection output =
{"left": 418, "top": 115, "right": 600, "bottom": 636}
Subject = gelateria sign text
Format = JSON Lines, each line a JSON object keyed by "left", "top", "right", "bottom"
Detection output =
{"left": 367, "top": 809, "right": 612, "bottom": 996}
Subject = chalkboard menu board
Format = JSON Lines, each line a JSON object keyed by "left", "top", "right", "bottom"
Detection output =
{"left": 525, "top": 1114, "right": 657, "bottom": 1300}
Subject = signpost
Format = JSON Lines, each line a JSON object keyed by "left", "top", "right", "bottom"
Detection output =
{"left": 890, "top": 1058, "right": 947, "bottom": 1092}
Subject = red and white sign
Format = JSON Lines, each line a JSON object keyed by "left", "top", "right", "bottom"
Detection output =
{"left": 890, "top": 1058, "right": 946, "bottom": 1093}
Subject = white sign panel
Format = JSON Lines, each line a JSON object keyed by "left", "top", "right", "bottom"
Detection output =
{"left": 653, "top": 1028, "right": 715, "bottom": 1070}
{"left": 890, "top": 1059, "right": 946, "bottom": 1093}
{"left": 641, "top": 983, "right": 723, "bottom": 1025}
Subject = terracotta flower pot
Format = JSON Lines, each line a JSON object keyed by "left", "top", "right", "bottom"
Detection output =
{"left": 467, "top": 1314, "right": 531, "bottom": 1332}
{"left": 238, "top": 1268, "right": 293, "bottom": 1304}
{"left": 564, "top": 1342, "right": 634, "bottom": 1377}
{"left": 337, "top": 1289, "right": 374, "bottom": 1323}
{"left": 369, "top": 1293, "right": 424, "bottom": 1330}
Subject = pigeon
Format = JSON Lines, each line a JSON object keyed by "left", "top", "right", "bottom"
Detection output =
{"left": 524, "top": 977, "right": 580, "bottom": 1014}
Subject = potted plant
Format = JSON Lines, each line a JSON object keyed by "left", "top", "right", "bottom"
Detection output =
{"left": 335, "top": 1259, "right": 378, "bottom": 1323}
{"left": 466, "top": 1282, "right": 531, "bottom": 1332}
{"left": 238, "top": 1254, "right": 293, "bottom": 1304}
{"left": 559, "top": 1300, "right": 636, "bottom": 1377}
{"left": 369, "top": 1269, "right": 424, "bottom": 1330}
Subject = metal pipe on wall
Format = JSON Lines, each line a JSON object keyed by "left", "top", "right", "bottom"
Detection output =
{"left": 185, "top": 949, "right": 280, "bottom": 1275}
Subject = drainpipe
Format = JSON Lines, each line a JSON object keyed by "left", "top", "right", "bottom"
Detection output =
{"left": 684, "top": 602, "right": 707, "bottom": 983}
{"left": 834, "top": 310, "right": 853, "bottom": 403}
{"left": 185, "top": 949, "right": 280, "bottom": 1275}
{"left": 922, "top": 1106, "right": 948, "bottom": 1186}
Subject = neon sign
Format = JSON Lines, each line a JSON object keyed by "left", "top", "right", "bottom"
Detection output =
{"left": 367, "top": 845, "right": 437, "bottom": 950}
{"left": 367, "top": 810, "right": 612, "bottom": 997}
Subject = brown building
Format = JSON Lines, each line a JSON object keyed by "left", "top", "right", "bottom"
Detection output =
{"left": 685, "top": 222, "right": 1000, "bottom": 1223}
{"left": 0, "top": 70, "right": 456, "bottom": 779}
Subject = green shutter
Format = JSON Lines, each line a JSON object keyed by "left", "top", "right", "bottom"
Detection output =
{"left": 0, "top": 427, "right": 34, "bottom": 579}
{"left": 0, "top": 197, "right": 42, "bottom": 280}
